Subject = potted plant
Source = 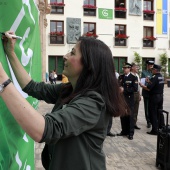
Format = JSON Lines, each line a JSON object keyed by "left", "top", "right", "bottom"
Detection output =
{"left": 133, "top": 51, "right": 142, "bottom": 77}
{"left": 49, "top": 2, "right": 65, "bottom": 6}
{"left": 83, "top": 4, "right": 97, "bottom": 9}
{"left": 114, "top": 7, "right": 127, "bottom": 11}
{"left": 50, "top": 31, "right": 64, "bottom": 36}
{"left": 159, "top": 52, "right": 170, "bottom": 87}
{"left": 83, "top": 32, "right": 98, "bottom": 38}
{"left": 143, "top": 10, "right": 155, "bottom": 14}
{"left": 143, "top": 36, "right": 157, "bottom": 41}
{"left": 115, "top": 34, "right": 129, "bottom": 39}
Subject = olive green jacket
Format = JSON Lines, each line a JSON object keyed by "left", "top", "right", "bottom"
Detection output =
{"left": 23, "top": 80, "right": 109, "bottom": 170}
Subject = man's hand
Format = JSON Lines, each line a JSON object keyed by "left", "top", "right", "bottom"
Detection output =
{"left": 119, "top": 86, "right": 124, "bottom": 93}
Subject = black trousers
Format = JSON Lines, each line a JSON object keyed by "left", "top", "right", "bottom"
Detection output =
{"left": 143, "top": 96, "right": 151, "bottom": 124}
{"left": 120, "top": 94, "right": 134, "bottom": 136}
{"left": 149, "top": 94, "right": 165, "bottom": 132}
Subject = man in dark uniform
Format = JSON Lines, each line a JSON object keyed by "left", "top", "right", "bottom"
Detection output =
{"left": 117, "top": 63, "right": 138, "bottom": 140}
{"left": 140, "top": 64, "right": 165, "bottom": 135}
{"left": 141, "top": 60, "right": 154, "bottom": 128}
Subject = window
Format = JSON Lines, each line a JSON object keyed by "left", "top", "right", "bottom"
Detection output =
{"left": 113, "top": 57, "right": 127, "bottom": 74}
{"left": 48, "top": 56, "right": 64, "bottom": 80}
{"left": 143, "top": 0, "right": 154, "bottom": 20}
{"left": 115, "top": 25, "right": 128, "bottom": 46}
{"left": 115, "top": 0, "right": 126, "bottom": 18}
{"left": 83, "top": 0, "right": 96, "bottom": 16}
{"left": 143, "top": 27, "right": 156, "bottom": 47}
{"left": 50, "top": 0, "right": 65, "bottom": 14}
{"left": 83, "top": 22, "right": 97, "bottom": 37}
{"left": 50, "top": 20, "right": 64, "bottom": 44}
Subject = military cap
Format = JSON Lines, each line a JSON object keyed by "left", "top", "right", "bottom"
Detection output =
{"left": 131, "top": 62, "right": 138, "bottom": 66}
{"left": 152, "top": 64, "right": 162, "bottom": 70}
{"left": 146, "top": 60, "right": 154, "bottom": 65}
{"left": 123, "top": 62, "right": 132, "bottom": 68}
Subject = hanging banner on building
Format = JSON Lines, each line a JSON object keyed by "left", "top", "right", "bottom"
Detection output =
{"left": 156, "top": 0, "right": 168, "bottom": 35}
{"left": 98, "top": 8, "right": 113, "bottom": 19}
{"left": 0, "top": 0, "right": 41, "bottom": 169}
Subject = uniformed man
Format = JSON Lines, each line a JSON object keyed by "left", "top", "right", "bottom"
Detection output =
{"left": 140, "top": 64, "right": 165, "bottom": 135}
{"left": 131, "top": 62, "right": 141, "bottom": 130}
{"left": 117, "top": 63, "right": 138, "bottom": 140}
{"left": 141, "top": 60, "right": 154, "bottom": 128}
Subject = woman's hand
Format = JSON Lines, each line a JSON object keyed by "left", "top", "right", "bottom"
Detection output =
{"left": 2, "top": 31, "right": 16, "bottom": 56}
{"left": 0, "top": 62, "right": 9, "bottom": 84}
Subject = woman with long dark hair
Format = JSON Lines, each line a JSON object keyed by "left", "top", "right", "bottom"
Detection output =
{"left": 1, "top": 31, "right": 127, "bottom": 170}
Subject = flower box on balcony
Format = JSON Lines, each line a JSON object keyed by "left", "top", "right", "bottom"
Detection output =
{"left": 50, "top": 32, "right": 64, "bottom": 36}
{"left": 83, "top": 5, "right": 97, "bottom": 9}
{"left": 50, "top": 2, "right": 65, "bottom": 6}
{"left": 143, "top": 36, "right": 157, "bottom": 41}
{"left": 143, "top": 10, "right": 155, "bottom": 14}
{"left": 114, "top": 7, "right": 127, "bottom": 11}
{"left": 83, "top": 33, "right": 98, "bottom": 38}
{"left": 115, "top": 34, "right": 129, "bottom": 39}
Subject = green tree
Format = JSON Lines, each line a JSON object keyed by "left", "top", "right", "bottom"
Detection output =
{"left": 133, "top": 51, "right": 142, "bottom": 76}
{"left": 159, "top": 52, "right": 168, "bottom": 78}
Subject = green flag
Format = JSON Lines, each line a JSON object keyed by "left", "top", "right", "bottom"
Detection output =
{"left": 0, "top": 1, "right": 41, "bottom": 169}
{"left": 98, "top": 8, "right": 113, "bottom": 19}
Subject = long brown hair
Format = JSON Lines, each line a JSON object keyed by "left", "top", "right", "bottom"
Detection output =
{"left": 61, "top": 37, "right": 128, "bottom": 117}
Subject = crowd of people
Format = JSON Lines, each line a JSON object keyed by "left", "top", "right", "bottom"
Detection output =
{"left": 107, "top": 60, "right": 165, "bottom": 140}
{"left": 0, "top": 31, "right": 165, "bottom": 169}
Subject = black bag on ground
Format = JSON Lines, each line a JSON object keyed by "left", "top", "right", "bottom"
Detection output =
{"left": 156, "top": 109, "right": 170, "bottom": 170}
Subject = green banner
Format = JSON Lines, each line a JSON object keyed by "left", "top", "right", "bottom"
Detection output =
{"left": 98, "top": 8, "right": 113, "bottom": 19}
{"left": 0, "top": 1, "right": 41, "bottom": 169}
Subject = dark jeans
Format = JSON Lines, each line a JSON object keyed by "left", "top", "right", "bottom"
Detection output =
{"left": 149, "top": 94, "right": 165, "bottom": 132}
{"left": 134, "top": 92, "right": 140, "bottom": 125}
{"left": 143, "top": 97, "right": 151, "bottom": 124}
{"left": 120, "top": 94, "right": 134, "bottom": 136}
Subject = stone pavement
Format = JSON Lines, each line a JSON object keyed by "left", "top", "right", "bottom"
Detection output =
{"left": 35, "top": 86, "right": 170, "bottom": 170}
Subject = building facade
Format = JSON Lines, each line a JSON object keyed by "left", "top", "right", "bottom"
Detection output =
{"left": 46, "top": 0, "right": 170, "bottom": 79}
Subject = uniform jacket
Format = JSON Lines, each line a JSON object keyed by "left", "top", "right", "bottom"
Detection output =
{"left": 118, "top": 73, "right": 138, "bottom": 96}
{"left": 147, "top": 73, "right": 164, "bottom": 94}
{"left": 141, "top": 70, "right": 152, "bottom": 97}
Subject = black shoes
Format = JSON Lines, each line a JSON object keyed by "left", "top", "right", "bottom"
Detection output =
{"left": 117, "top": 132, "right": 128, "bottom": 136}
{"left": 134, "top": 125, "right": 141, "bottom": 130}
{"left": 147, "top": 131, "right": 157, "bottom": 136}
{"left": 128, "top": 136, "right": 133, "bottom": 140}
{"left": 117, "top": 132, "right": 133, "bottom": 140}
{"left": 107, "top": 132, "right": 115, "bottom": 137}
{"left": 147, "top": 123, "right": 151, "bottom": 128}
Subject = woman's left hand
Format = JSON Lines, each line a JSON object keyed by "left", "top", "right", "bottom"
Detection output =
{"left": 0, "top": 62, "right": 9, "bottom": 84}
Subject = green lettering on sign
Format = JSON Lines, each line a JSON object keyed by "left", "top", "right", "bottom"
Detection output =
{"left": 98, "top": 8, "right": 113, "bottom": 19}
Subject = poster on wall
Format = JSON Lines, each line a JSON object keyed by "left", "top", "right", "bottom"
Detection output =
{"left": 129, "top": 0, "right": 142, "bottom": 16}
{"left": 66, "top": 18, "right": 81, "bottom": 44}
{"left": 156, "top": 0, "right": 168, "bottom": 35}
{"left": 0, "top": 0, "right": 41, "bottom": 169}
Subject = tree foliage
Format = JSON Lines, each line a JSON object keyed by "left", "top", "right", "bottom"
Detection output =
{"left": 133, "top": 51, "right": 142, "bottom": 76}
{"left": 159, "top": 52, "right": 168, "bottom": 78}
